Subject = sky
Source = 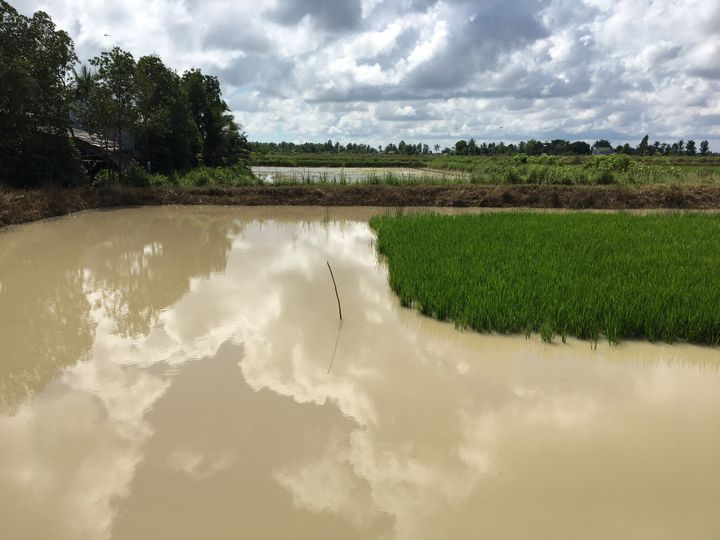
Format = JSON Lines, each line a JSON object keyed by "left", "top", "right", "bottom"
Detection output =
{"left": 14, "top": 0, "right": 720, "bottom": 148}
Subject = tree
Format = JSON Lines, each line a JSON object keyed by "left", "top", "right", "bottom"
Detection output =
{"left": 547, "top": 139, "right": 569, "bottom": 155}
{"left": 700, "top": 140, "right": 710, "bottom": 156}
{"left": 181, "top": 69, "right": 248, "bottom": 166}
{"left": 525, "top": 139, "right": 543, "bottom": 155}
{"left": 568, "top": 141, "right": 591, "bottom": 155}
{"left": 467, "top": 138, "right": 478, "bottom": 155}
{"left": 593, "top": 139, "right": 612, "bottom": 149}
{"left": 454, "top": 139, "right": 468, "bottom": 155}
{"left": 88, "top": 47, "right": 139, "bottom": 172}
{"left": 637, "top": 134, "right": 649, "bottom": 155}
{"left": 0, "top": 1, "right": 83, "bottom": 186}
{"left": 73, "top": 64, "right": 96, "bottom": 103}
{"left": 134, "top": 55, "right": 200, "bottom": 172}
{"left": 71, "top": 64, "right": 108, "bottom": 148}
{"left": 686, "top": 140, "right": 696, "bottom": 156}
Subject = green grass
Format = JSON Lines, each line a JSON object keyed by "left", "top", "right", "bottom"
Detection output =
{"left": 93, "top": 163, "right": 256, "bottom": 188}
{"left": 369, "top": 212, "right": 720, "bottom": 346}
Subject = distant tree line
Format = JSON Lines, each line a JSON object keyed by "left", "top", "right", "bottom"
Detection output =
{"left": 252, "top": 140, "right": 436, "bottom": 155}
{"left": 450, "top": 139, "right": 592, "bottom": 156}
{"left": 252, "top": 136, "right": 712, "bottom": 157}
{"left": 612, "top": 135, "right": 711, "bottom": 156}
{"left": 251, "top": 140, "right": 378, "bottom": 154}
{"left": 0, "top": 1, "right": 248, "bottom": 188}
{"left": 452, "top": 137, "right": 712, "bottom": 156}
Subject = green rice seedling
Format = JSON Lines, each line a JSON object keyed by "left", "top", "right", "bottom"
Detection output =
{"left": 369, "top": 212, "right": 720, "bottom": 346}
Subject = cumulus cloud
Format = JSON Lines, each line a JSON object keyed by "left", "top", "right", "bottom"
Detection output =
{"left": 270, "top": 0, "right": 363, "bottom": 31}
{"left": 14, "top": 0, "right": 720, "bottom": 146}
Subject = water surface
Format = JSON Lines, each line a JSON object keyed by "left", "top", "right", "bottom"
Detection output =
{"left": 1, "top": 207, "right": 719, "bottom": 540}
{"left": 250, "top": 166, "right": 464, "bottom": 183}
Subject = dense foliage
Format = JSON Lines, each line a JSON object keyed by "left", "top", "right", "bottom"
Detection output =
{"left": 0, "top": 1, "right": 83, "bottom": 186}
{"left": 75, "top": 50, "right": 248, "bottom": 175}
{"left": 370, "top": 213, "right": 720, "bottom": 346}
{"left": 0, "top": 1, "right": 249, "bottom": 187}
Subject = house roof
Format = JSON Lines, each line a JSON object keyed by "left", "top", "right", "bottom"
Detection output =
{"left": 70, "top": 128, "right": 120, "bottom": 152}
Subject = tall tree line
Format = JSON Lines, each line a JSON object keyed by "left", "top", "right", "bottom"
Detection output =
{"left": 0, "top": 1, "right": 248, "bottom": 188}
{"left": 616, "top": 135, "right": 711, "bottom": 156}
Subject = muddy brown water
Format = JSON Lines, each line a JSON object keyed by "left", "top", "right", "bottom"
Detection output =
{"left": 1, "top": 206, "right": 719, "bottom": 540}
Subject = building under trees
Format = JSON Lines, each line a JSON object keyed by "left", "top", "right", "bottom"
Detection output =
{"left": 0, "top": 1, "right": 249, "bottom": 188}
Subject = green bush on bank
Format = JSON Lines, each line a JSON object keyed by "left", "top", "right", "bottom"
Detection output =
{"left": 92, "top": 162, "right": 255, "bottom": 188}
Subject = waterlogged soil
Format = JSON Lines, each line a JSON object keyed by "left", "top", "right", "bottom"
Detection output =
{"left": 250, "top": 166, "right": 465, "bottom": 182}
{"left": 1, "top": 206, "right": 719, "bottom": 540}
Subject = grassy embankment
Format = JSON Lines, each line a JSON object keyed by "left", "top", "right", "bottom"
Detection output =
{"left": 370, "top": 212, "right": 720, "bottom": 346}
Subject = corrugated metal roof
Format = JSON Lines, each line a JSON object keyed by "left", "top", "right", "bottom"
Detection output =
{"left": 71, "top": 128, "right": 120, "bottom": 152}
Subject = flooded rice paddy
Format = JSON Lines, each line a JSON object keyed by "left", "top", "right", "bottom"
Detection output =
{"left": 1, "top": 206, "right": 719, "bottom": 540}
{"left": 250, "top": 166, "right": 463, "bottom": 183}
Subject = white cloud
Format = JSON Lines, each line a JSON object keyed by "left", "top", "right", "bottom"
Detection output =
{"left": 14, "top": 0, "right": 720, "bottom": 147}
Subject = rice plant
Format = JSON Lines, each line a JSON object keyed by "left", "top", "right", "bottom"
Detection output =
{"left": 369, "top": 212, "right": 720, "bottom": 346}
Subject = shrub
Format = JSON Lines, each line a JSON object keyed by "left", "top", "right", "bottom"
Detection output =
{"left": 92, "top": 168, "right": 119, "bottom": 188}
{"left": 123, "top": 161, "right": 152, "bottom": 187}
{"left": 503, "top": 166, "right": 522, "bottom": 184}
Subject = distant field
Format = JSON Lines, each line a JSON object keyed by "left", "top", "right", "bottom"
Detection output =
{"left": 370, "top": 212, "right": 720, "bottom": 346}
{"left": 250, "top": 153, "right": 429, "bottom": 168}
{"left": 251, "top": 153, "right": 720, "bottom": 186}
{"left": 250, "top": 165, "right": 467, "bottom": 185}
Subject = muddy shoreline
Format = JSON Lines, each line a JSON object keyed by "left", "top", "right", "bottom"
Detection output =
{"left": 3, "top": 184, "right": 720, "bottom": 228}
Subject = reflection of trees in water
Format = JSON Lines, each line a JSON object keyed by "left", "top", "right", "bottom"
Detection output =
{"left": 87, "top": 214, "right": 241, "bottom": 338}
{"left": 0, "top": 228, "right": 95, "bottom": 413}
{"left": 0, "top": 211, "right": 241, "bottom": 412}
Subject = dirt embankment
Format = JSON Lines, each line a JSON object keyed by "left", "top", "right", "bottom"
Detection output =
{"left": 2, "top": 184, "right": 720, "bottom": 228}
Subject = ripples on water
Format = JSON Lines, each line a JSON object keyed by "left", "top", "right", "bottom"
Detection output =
{"left": 0, "top": 206, "right": 719, "bottom": 540}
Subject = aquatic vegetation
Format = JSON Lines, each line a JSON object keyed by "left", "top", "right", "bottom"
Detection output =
{"left": 254, "top": 168, "right": 468, "bottom": 186}
{"left": 370, "top": 212, "right": 720, "bottom": 346}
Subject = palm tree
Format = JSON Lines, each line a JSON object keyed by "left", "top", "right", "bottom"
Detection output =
{"left": 72, "top": 64, "right": 96, "bottom": 103}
